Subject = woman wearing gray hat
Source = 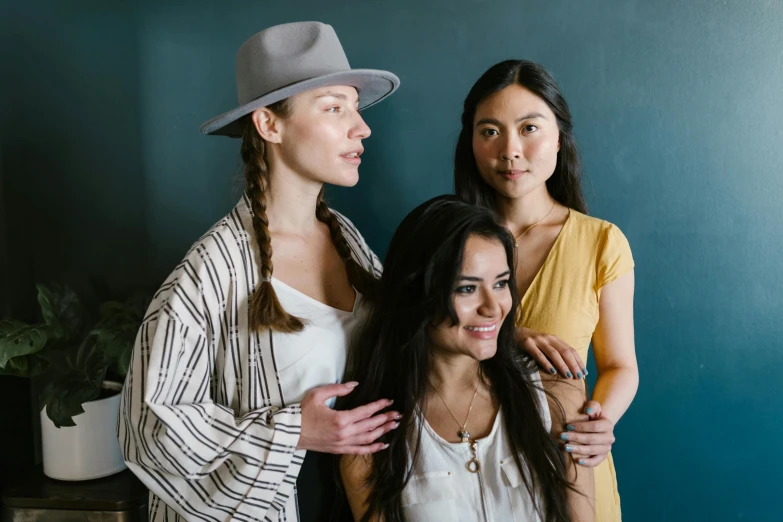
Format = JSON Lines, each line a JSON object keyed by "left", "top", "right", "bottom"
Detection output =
{"left": 119, "top": 21, "right": 400, "bottom": 522}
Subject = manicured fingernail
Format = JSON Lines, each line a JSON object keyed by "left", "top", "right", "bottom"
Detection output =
{"left": 582, "top": 368, "right": 588, "bottom": 377}
{"left": 579, "top": 459, "right": 585, "bottom": 465}
{"left": 576, "top": 372, "right": 583, "bottom": 379}
{"left": 346, "top": 381, "right": 359, "bottom": 388}
{"left": 392, "top": 422, "right": 400, "bottom": 429}
{"left": 565, "top": 445, "right": 573, "bottom": 452}
{"left": 566, "top": 371, "right": 573, "bottom": 378}
{"left": 560, "top": 433, "right": 569, "bottom": 441}
{"left": 394, "top": 413, "right": 402, "bottom": 420}
{"left": 387, "top": 399, "right": 394, "bottom": 406}
{"left": 586, "top": 407, "right": 594, "bottom": 414}
{"left": 382, "top": 443, "right": 390, "bottom": 449}
{"left": 549, "top": 367, "right": 557, "bottom": 374}
{"left": 566, "top": 424, "right": 575, "bottom": 431}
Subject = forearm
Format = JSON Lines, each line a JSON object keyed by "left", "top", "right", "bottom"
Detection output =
{"left": 541, "top": 371, "right": 595, "bottom": 520}
{"left": 567, "top": 462, "right": 595, "bottom": 522}
{"left": 341, "top": 455, "right": 380, "bottom": 522}
{"left": 591, "top": 366, "right": 638, "bottom": 424}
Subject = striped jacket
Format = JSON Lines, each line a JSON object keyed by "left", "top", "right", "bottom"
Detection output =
{"left": 118, "top": 194, "right": 381, "bottom": 522}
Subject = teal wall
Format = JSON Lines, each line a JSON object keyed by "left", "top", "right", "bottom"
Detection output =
{"left": 3, "top": 1, "right": 783, "bottom": 519}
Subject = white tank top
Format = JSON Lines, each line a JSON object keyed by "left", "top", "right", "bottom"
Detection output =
{"left": 402, "top": 375, "right": 552, "bottom": 522}
{"left": 270, "top": 278, "right": 370, "bottom": 407}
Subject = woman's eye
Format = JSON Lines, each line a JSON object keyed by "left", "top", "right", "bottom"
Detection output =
{"left": 523, "top": 124, "right": 538, "bottom": 133}
{"left": 495, "top": 279, "right": 510, "bottom": 289}
{"left": 481, "top": 128, "right": 499, "bottom": 137}
{"left": 455, "top": 285, "right": 476, "bottom": 294}
{"left": 327, "top": 106, "right": 341, "bottom": 113}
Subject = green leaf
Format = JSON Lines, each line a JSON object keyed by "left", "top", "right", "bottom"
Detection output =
{"left": 36, "top": 285, "right": 59, "bottom": 325}
{"left": 40, "top": 366, "right": 106, "bottom": 428}
{"left": 93, "top": 296, "right": 147, "bottom": 379}
{"left": 27, "top": 287, "right": 149, "bottom": 425}
{"left": 0, "top": 354, "right": 50, "bottom": 377}
{"left": 0, "top": 320, "right": 48, "bottom": 370}
{"left": 114, "top": 345, "right": 132, "bottom": 377}
{"left": 36, "top": 284, "right": 85, "bottom": 336}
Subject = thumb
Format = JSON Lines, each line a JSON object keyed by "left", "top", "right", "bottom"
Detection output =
{"left": 584, "top": 400, "right": 602, "bottom": 419}
{"left": 309, "top": 381, "right": 359, "bottom": 404}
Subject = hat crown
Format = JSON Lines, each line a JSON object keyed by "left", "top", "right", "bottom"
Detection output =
{"left": 235, "top": 22, "right": 351, "bottom": 105}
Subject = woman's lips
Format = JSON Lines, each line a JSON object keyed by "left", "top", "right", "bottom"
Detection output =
{"left": 341, "top": 149, "right": 363, "bottom": 165}
{"left": 463, "top": 323, "right": 499, "bottom": 340}
{"left": 498, "top": 169, "right": 527, "bottom": 180}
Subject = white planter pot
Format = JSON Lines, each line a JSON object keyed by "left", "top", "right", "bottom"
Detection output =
{"left": 40, "top": 381, "right": 127, "bottom": 481}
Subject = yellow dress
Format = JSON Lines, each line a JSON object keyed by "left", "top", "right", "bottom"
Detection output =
{"left": 516, "top": 209, "right": 634, "bottom": 522}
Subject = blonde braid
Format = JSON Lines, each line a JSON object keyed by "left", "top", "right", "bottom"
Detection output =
{"left": 315, "top": 190, "right": 378, "bottom": 299}
{"left": 240, "top": 114, "right": 305, "bottom": 332}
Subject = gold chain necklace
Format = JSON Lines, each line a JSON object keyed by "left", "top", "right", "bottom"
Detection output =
{"left": 429, "top": 378, "right": 482, "bottom": 473}
{"left": 513, "top": 202, "right": 556, "bottom": 247}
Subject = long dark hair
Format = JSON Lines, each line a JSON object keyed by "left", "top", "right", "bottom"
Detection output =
{"left": 338, "top": 195, "right": 573, "bottom": 522}
{"left": 454, "top": 60, "right": 587, "bottom": 214}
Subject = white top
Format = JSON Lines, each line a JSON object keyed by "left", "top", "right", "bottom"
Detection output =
{"left": 271, "top": 278, "right": 370, "bottom": 408}
{"left": 403, "top": 376, "right": 551, "bottom": 522}
{"left": 118, "top": 195, "right": 381, "bottom": 522}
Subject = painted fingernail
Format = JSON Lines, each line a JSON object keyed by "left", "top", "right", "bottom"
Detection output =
{"left": 576, "top": 372, "right": 583, "bottom": 379}
{"left": 394, "top": 413, "right": 403, "bottom": 420}
{"left": 586, "top": 407, "right": 594, "bottom": 414}
{"left": 346, "top": 381, "right": 359, "bottom": 388}
{"left": 565, "top": 445, "right": 573, "bottom": 452}
{"left": 582, "top": 368, "right": 589, "bottom": 377}
{"left": 566, "top": 371, "right": 573, "bottom": 378}
{"left": 560, "top": 433, "right": 569, "bottom": 441}
{"left": 579, "top": 459, "right": 586, "bottom": 465}
{"left": 566, "top": 424, "right": 575, "bottom": 431}
{"left": 387, "top": 399, "right": 394, "bottom": 406}
{"left": 392, "top": 422, "right": 400, "bottom": 429}
{"left": 549, "top": 367, "right": 557, "bottom": 374}
{"left": 382, "top": 443, "right": 390, "bottom": 449}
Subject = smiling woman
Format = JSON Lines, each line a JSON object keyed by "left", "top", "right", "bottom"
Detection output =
{"left": 338, "top": 195, "right": 593, "bottom": 522}
{"left": 455, "top": 60, "right": 638, "bottom": 522}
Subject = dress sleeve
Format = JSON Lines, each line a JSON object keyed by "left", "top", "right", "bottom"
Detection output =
{"left": 595, "top": 223, "right": 635, "bottom": 290}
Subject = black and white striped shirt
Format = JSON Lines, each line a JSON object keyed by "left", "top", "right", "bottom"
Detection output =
{"left": 118, "top": 194, "right": 381, "bottom": 522}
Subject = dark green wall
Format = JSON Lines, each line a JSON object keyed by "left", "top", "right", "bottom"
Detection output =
{"left": 3, "top": 1, "right": 783, "bottom": 519}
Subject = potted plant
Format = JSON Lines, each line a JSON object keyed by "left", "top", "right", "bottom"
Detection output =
{"left": 0, "top": 283, "right": 148, "bottom": 481}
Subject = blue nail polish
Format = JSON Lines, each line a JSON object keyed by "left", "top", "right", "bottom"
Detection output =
{"left": 586, "top": 407, "right": 594, "bottom": 414}
{"left": 566, "top": 371, "right": 573, "bottom": 378}
{"left": 576, "top": 372, "right": 583, "bottom": 379}
{"left": 549, "top": 367, "right": 557, "bottom": 375}
{"left": 583, "top": 368, "right": 589, "bottom": 377}
{"left": 579, "top": 459, "right": 585, "bottom": 465}
{"left": 566, "top": 424, "right": 575, "bottom": 431}
{"left": 560, "top": 433, "right": 569, "bottom": 441}
{"left": 565, "top": 445, "right": 573, "bottom": 452}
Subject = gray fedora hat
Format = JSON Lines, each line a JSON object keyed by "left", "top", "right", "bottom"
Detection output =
{"left": 200, "top": 21, "right": 400, "bottom": 137}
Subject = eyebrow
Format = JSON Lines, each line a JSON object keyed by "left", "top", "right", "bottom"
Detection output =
{"left": 457, "top": 270, "right": 511, "bottom": 282}
{"left": 475, "top": 112, "right": 547, "bottom": 127}
{"left": 315, "top": 91, "right": 359, "bottom": 103}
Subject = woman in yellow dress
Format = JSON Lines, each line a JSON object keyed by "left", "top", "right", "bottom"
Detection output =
{"left": 454, "top": 60, "right": 639, "bottom": 521}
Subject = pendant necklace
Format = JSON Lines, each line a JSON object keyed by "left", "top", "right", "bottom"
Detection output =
{"left": 429, "top": 378, "right": 482, "bottom": 473}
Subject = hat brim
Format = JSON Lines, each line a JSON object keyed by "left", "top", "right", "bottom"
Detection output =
{"left": 200, "top": 69, "right": 400, "bottom": 137}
